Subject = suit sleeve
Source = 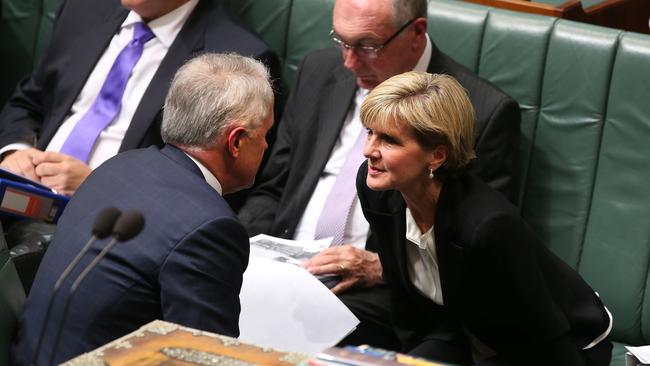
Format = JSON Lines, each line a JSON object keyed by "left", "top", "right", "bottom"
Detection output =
{"left": 468, "top": 96, "right": 521, "bottom": 205}
{"left": 158, "top": 216, "right": 249, "bottom": 337}
{"left": 238, "top": 55, "right": 311, "bottom": 235}
{"left": 0, "top": 47, "right": 50, "bottom": 149}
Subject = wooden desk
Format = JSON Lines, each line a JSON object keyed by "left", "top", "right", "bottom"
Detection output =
{"left": 62, "top": 320, "right": 311, "bottom": 366}
{"left": 462, "top": 0, "right": 650, "bottom": 34}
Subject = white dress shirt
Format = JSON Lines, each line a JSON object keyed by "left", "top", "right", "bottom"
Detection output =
{"left": 185, "top": 153, "right": 223, "bottom": 196}
{"left": 293, "top": 35, "right": 434, "bottom": 247}
{"left": 1, "top": 0, "right": 198, "bottom": 169}
{"left": 405, "top": 206, "right": 443, "bottom": 305}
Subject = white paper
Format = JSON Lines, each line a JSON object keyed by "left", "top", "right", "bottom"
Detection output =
{"left": 238, "top": 257, "right": 359, "bottom": 354}
{"left": 626, "top": 346, "right": 650, "bottom": 364}
{"left": 249, "top": 234, "right": 331, "bottom": 265}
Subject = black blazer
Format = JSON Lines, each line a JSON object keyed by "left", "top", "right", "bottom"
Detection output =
{"left": 0, "top": 0, "right": 281, "bottom": 153}
{"left": 11, "top": 145, "right": 250, "bottom": 365}
{"left": 356, "top": 161, "right": 611, "bottom": 365}
{"left": 239, "top": 45, "right": 520, "bottom": 242}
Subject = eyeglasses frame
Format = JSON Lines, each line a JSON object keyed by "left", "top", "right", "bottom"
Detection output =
{"left": 329, "top": 17, "right": 419, "bottom": 59}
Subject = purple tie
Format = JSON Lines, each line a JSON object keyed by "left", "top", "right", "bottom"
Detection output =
{"left": 314, "top": 129, "right": 368, "bottom": 246}
{"left": 60, "top": 22, "right": 155, "bottom": 163}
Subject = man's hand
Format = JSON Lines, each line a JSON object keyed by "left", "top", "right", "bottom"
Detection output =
{"left": 0, "top": 148, "right": 44, "bottom": 182}
{"left": 33, "top": 152, "right": 92, "bottom": 196}
{"left": 302, "top": 245, "right": 382, "bottom": 294}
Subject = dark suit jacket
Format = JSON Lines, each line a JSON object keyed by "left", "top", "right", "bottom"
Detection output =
{"left": 356, "top": 161, "right": 611, "bottom": 365}
{"left": 239, "top": 45, "right": 520, "bottom": 242}
{"left": 11, "top": 145, "right": 250, "bottom": 365}
{"left": 0, "top": 0, "right": 281, "bottom": 154}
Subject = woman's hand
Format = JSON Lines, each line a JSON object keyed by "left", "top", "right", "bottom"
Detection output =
{"left": 302, "top": 245, "right": 383, "bottom": 294}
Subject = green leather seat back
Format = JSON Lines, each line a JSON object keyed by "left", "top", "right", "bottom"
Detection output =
{"left": 225, "top": 0, "right": 292, "bottom": 62}
{"left": 283, "top": 0, "right": 334, "bottom": 88}
{"left": 0, "top": 0, "right": 60, "bottom": 107}
{"left": 0, "top": 236, "right": 26, "bottom": 365}
{"left": 479, "top": 10, "right": 556, "bottom": 204}
{"left": 579, "top": 32, "right": 650, "bottom": 346}
{"left": 427, "top": 0, "right": 487, "bottom": 72}
{"left": 0, "top": 0, "right": 41, "bottom": 106}
{"left": 35, "top": 0, "right": 60, "bottom": 60}
{"left": 521, "top": 21, "right": 620, "bottom": 266}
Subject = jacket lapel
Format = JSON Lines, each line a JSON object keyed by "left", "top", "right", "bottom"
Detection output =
{"left": 312, "top": 65, "right": 358, "bottom": 174}
{"left": 435, "top": 180, "right": 464, "bottom": 310}
{"left": 39, "top": 6, "right": 127, "bottom": 147}
{"left": 120, "top": 0, "right": 209, "bottom": 151}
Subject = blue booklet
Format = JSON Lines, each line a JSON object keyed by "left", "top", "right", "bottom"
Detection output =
{"left": 0, "top": 167, "right": 69, "bottom": 223}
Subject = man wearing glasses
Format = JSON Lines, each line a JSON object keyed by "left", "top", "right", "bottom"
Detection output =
{"left": 239, "top": 0, "right": 520, "bottom": 351}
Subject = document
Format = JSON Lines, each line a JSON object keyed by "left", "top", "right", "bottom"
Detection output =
{"left": 249, "top": 233, "right": 331, "bottom": 265}
{"left": 238, "top": 257, "right": 359, "bottom": 355}
{"left": 626, "top": 345, "right": 650, "bottom": 364}
{"left": 249, "top": 234, "right": 341, "bottom": 288}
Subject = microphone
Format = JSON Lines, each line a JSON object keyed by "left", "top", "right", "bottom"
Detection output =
{"left": 32, "top": 207, "right": 121, "bottom": 366}
{"left": 47, "top": 210, "right": 145, "bottom": 366}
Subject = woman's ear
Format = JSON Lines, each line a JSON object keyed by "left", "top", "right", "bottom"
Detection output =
{"left": 429, "top": 145, "right": 448, "bottom": 171}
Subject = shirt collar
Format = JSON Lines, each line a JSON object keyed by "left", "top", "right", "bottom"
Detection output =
{"left": 413, "top": 34, "right": 433, "bottom": 73}
{"left": 184, "top": 153, "right": 223, "bottom": 196}
{"left": 121, "top": 0, "right": 199, "bottom": 48}
{"left": 405, "top": 207, "right": 433, "bottom": 250}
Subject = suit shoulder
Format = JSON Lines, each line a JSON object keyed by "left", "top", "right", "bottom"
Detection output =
{"left": 299, "top": 48, "right": 346, "bottom": 75}
{"left": 446, "top": 173, "right": 520, "bottom": 237}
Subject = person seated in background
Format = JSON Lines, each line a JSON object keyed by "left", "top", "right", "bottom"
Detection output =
{"left": 0, "top": 0, "right": 280, "bottom": 196}
{"left": 356, "top": 71, "right": 612, "bottom": 366}
{"left": 238, "top": 0, "right": 520, "bottom": 349}
{"left": 11, "top": 53, "right": 275, "bottom": 365}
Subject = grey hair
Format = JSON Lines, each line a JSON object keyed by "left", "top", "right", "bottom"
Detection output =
{"left": 161, "top": 53, "right": 273, "bottom": 149}
{"left": 392, "top": 0, "right": 427, "bottom": 27}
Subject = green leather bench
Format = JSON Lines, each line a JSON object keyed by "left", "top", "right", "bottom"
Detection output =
{"left": 2, "top": 0, "right": 650, "bottom": 365}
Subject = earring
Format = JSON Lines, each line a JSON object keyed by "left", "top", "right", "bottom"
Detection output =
{"left": 428, "top": 168, "right": 435, "bottom": 179}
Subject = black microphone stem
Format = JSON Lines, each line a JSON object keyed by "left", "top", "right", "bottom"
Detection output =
{"left": 46, "top": 237, "right": 120, "bottom": 366}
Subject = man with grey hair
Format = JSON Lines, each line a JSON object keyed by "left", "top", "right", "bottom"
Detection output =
{"left": 11, "top": 53, "right": 274, "bottom": 365}
{"left": 239, "top": 0, "right": 520, "bottom": 356}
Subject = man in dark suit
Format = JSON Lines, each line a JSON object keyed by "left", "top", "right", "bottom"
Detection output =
{"left": 238, "top": 0, "right": 520, "bottom": 349}
{"left": 11, "top": 53, "right": 275, "bottom": 365}
{"left": 0, "top": 0, "right": 280, "bottom": 196}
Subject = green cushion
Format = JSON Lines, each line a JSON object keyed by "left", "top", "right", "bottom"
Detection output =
{"left": 611, "top": 342, "right": 628, "bottom": 366}
{"left": 34, "top": 0, "right": 61, "bottom": 61}
{"left": 427, "top": 0, "right": 488, "bottom": 72}
{"left": 0, "top": 248, "right": 26, "bottom": 366}
{"left": 479, "top": 9, "right": 556, "bottom": 204}
{"left": 521, "top": 20, "right": 620, "bottom": 267}
{"left": 578, "top": 32, "right": 650, "bottom": 346}
{"left": 283, "top": 0, "right": 335, "bottom": 89}
{"left": 0, "top": 0, "right": 41, "bottom": 106}
{"left": 226, "top": 0, "right": 292, "bottom": 62}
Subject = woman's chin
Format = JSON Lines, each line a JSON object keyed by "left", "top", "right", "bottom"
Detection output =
{"left": 366, "top": 175, "right": 390, "bottom": 191}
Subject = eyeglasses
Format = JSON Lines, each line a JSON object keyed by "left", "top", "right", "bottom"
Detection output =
{"left": 330, "top": 17, "right": 418, "bottom": 59}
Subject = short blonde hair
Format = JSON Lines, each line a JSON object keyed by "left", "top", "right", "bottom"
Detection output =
{"left": 360, "top": 71, "right": 476, "bottom": 178}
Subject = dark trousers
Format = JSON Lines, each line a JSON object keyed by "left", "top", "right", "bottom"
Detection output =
{"left": 336, "top": 283, "right": 401, "bottom": 351}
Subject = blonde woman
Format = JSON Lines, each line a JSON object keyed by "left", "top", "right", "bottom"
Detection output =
{"left": 357, "top": 71, "right": 612, "bottom": 366}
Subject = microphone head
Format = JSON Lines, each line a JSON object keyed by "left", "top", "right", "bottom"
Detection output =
{"left": 112, "top": 210, "right": 145, "bottom": 242}
{"left": 92, "top": 207, "right": 122, "bottom": 239}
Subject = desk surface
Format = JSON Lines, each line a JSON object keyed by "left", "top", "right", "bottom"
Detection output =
{"left": 62, "top": 320, "right": 311, "bottom": 366}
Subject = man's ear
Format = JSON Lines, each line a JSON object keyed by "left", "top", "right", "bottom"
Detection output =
{"left": 226, "top": 126, "right": 247, "bottom": 158}
{"left": 413, "top": 17, "right": 428, "bottom": 37}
